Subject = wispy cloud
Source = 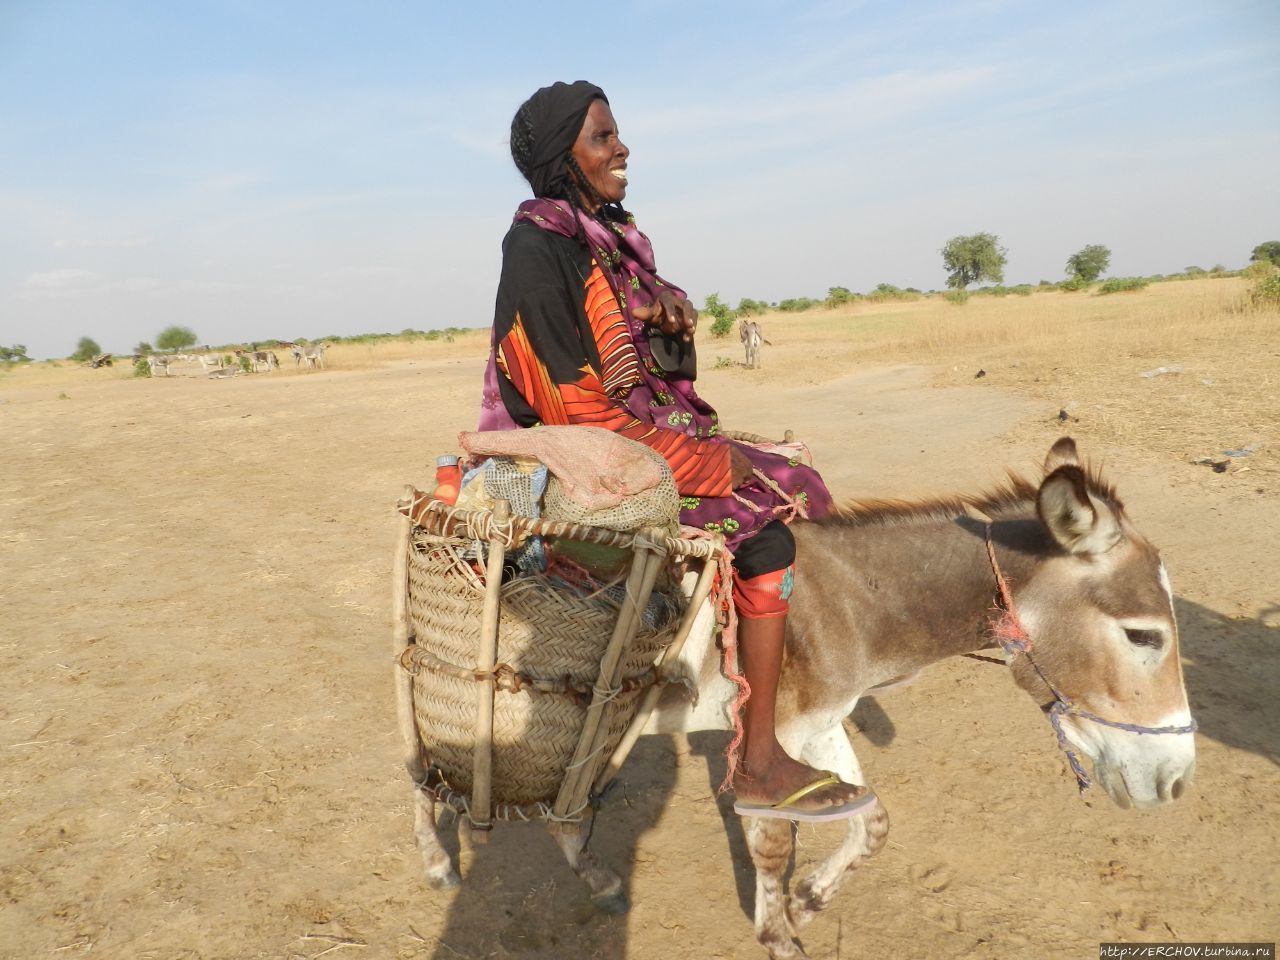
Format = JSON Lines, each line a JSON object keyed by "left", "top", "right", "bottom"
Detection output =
{"left": 52, "top": 234, "right": 154, "bottom": 250}
{"left": 22, "top": 268, "right": 103, "bottom": 290}
{"left": 21, "top": 269, "right": 163, "bottom": 296}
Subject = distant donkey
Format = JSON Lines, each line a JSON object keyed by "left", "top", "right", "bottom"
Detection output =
{"left": 740, "top": 319, "right": 770, "bottom": 369}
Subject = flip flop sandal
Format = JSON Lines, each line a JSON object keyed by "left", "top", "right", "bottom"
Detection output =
{"left": 733, "top": 772, "right": 878, "bottom": 823}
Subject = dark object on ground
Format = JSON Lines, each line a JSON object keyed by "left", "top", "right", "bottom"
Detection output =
{"left": 974, "top": 369, "right": 986, "bottom": 379}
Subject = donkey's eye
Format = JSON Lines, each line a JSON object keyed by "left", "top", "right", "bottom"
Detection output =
{"left": 1124, "top": 628, "right": 1164, "bottom": 649}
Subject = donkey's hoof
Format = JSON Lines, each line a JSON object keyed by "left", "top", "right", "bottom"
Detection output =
{"left": 592, "top": 891, "right": 630, "bottom": 915}
{"left": 761, "top": 934, "right": 809, "bottom": 960}
{"left": 427, "top": 869, "right": 461, "bottom": 890}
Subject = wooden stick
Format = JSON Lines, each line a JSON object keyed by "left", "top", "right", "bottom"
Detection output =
{"left": 393, "top": 485, "right": 426, "bottom": 784}
{"left": 553, "top": 531, "right": 666, "bottom": 819}
{"left": 399, "top": 493, "right": 719, "bottom": 562}
{"left": 593, "top": 548, "right": 720, "bottom": 793}
{"left": 469, "top": 499, "right": 510, "bottom": 840}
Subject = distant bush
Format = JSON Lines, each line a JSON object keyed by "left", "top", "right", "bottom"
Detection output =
{"left": 1242, "top": 260, "right": 1277, "bottom": 281}
{"left": 704, "top": 293, "right": 736, "bottom": 337}
{"left": 156, "top": 325, "right": 197, "bottom": 352}
{"left": 736, "top": 298, "right": 769, "bottom": 316}
{"left": 133, "top": 358, "right": 151, "bottom": 377}
{"left": 1183, "top": 266, "right": 1206, "bottom": 276}
{"left": 1097, "top": 277, "right": 1150, "bottom": 294}
{"left": 777, "top": 297, "right": 820, "bottom": 312}
{"left": 1065, "top": 244, "right": 1111, "bottom": 283}
{"left": 1252, "top": 273, "right": 1280, "bottom": 307}
{"left": 825, "top": 286, "right": 855, "bottom": 308}
{"left": 1058, "top": 277, "right": 1090, "bottom": 292}
{"left": 945, "top": 290, "right": 969, "bottom": 305}
{"left": 1249, "top": 241, "right": 1280, "bottom": 267}
{"left": 0, "top": 344, "right": 32, "bottom": 363}
{"left": 867, "top": 283, "right": 919, "bottom": 303}
{"left": 70, "top": 337, "right": 101, "bottom": 362}
{"left": 134, "top": 341, "right": 153, "bottom": 355}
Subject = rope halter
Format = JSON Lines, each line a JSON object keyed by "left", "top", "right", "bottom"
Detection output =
{"left": 983, "top": 524, "right": 1197, "bottom": 795}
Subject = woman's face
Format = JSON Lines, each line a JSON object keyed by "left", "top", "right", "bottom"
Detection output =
{"left": 570, "top": 99, "right": 628, "bottom": 210}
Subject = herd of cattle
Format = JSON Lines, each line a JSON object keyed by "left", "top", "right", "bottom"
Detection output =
{"left": 142, "top": 343, "right": 328, "bottom": 378}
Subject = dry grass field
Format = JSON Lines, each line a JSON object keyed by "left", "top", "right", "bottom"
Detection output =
{"left": 2, "top": 277, "right": 1277, "bottom": 959}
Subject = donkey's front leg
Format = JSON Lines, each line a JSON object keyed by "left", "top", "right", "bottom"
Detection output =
{"left": 746, "top": 817, "right": 808, "bottom": 960}
{"left": 412, "top": 788, "right": 460, "bottom": 889}
{"left": 547, "top": 819, "right": 628, "bottom": 914}
{"left": 787, "top": 724, "right": 889, "bottom": 930}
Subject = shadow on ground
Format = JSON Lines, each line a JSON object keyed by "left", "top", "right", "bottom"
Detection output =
{"left": 427, "top": 735, "right": 677, "bottom": 960}
{"left": 1176, "top": 596, "right": 1280, "bottom": 766}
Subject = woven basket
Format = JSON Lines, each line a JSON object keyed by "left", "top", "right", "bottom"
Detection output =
{"left": 402, "top": 521, "right": 681, "bottom": 813}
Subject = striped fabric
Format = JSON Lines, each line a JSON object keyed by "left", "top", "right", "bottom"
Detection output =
{"left": 494, "top": 271, "right": 732, "bottom": 499}
{"left": 583, "top": 265, "right": 641, "bottom": 397}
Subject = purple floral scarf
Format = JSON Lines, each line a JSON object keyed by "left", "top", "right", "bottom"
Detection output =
{"left": 479, "top": 198, "right": 832, "bottom": 549}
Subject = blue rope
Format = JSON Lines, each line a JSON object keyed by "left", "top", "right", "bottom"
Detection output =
{"left": 985, "top": 524, "right": 1198, "bottom": 796}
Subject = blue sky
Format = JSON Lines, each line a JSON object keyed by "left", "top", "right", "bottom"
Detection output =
{"left": 2, "top": 0, "right": 1277, "bottom": 359}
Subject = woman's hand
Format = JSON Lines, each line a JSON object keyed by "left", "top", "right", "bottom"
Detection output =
{"left": 729, "top": 446, "right": 754, "bottom": 488}
{"left": 632, "top": 290, "right": 698, "bottom": 343}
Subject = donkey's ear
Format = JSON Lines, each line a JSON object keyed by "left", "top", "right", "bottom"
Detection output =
{"left": 1037, "top": 464, "right": 1122, "bottom": 555}
{"left": 1044, "top": 436, "right": 1080, "bottom": 473}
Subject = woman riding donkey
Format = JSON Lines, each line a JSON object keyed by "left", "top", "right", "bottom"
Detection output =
{"left": 477, "top": 80, "right": 873, "bottom": 822}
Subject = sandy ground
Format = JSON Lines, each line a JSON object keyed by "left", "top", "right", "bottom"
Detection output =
{"left": 1, "top": 347, "right": 1276, "bottom": 960}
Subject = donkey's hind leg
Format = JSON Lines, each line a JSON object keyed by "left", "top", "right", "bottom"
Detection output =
{"left": 412, "top": 788, "right": 461, "bottom": 889}
{"left": 787, "top": 724, "right": 889, "bottom": 930}
{"left": 548, "top": 819, "right": 628, "bottom": 914}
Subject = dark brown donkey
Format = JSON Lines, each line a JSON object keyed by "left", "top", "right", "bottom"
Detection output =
{"left": 409, "top": 438, "right": 1197, "bottom": 960}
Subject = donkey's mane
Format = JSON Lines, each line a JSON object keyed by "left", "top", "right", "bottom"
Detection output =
{"left": 819, "top": 464, "right": 1122, "bottom": 528}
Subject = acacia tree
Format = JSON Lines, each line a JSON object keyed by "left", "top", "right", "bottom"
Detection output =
{"left": 155, "top": 325, "right": 197, "bottom": 352}
{"left": 1250, "top": 241, "right": 1280, "bottom": 267}
{"left": 70, "top": 336, "right": 102, "bottom": 362}
{"left": 941, "top": 233, "right": 1007, "bottom": 289}
{"left": 1, "top": 344, "right": 32, "bottom": 362}
{"left": 1066, "top": 244, "right": 1111, "bottom": 283}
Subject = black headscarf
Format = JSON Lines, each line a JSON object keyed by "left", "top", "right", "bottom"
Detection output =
{"left": 510, "top": 81, "right": 607, "bottom": 199}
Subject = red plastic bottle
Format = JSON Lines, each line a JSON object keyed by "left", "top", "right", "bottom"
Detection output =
{"left": 433, "top": 455, "right": 462, "bottom": 505}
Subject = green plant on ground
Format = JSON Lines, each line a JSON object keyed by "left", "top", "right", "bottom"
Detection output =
{"left": 825, "top": 286, "right": 855, "bottom": 308}
{"left": 945, "top": 290, "right": 969, "bottom": 305}
{"left": 1097, "top": 277, "right": 1150, "bottom": 294}
{"left": 1242, "top": 260, "right": 1276, "bottom": 282}
{"left": 713, "top": 355, "right": 736, "bottom": 369}
{"left": 133, "top": 358, "right": 151, "bottom": 377}
{"left": 777, "top": 297, "right": 820, "bottom": 312}
{"left": 704, "top": 293, "right": 735, "bottom": 337}
{"left": 1252, "top": 273, "right": 1280, "bottom": 307}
